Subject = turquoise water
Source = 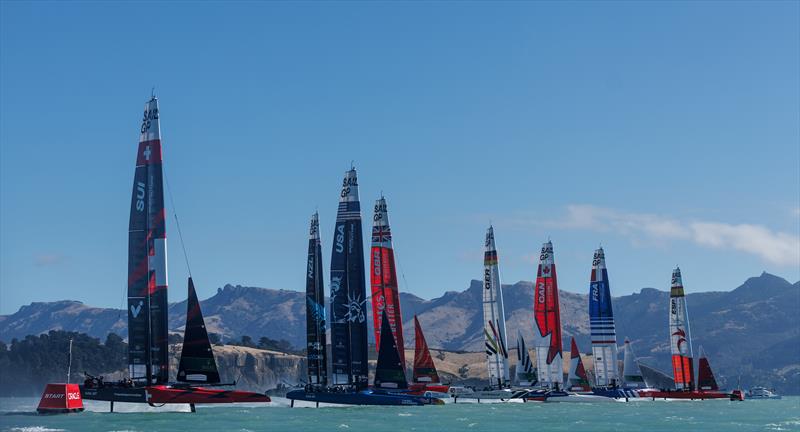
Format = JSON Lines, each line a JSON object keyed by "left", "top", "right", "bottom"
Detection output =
{"left": 1, "top": 397, "right": 799, "bottom": 432}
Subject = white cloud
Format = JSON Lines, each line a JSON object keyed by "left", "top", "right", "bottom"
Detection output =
{"left": 34, "top": 253, "right": 67, "bottom": 267}
{"left": 535, "top": 205, "right": 799, "bottom": 267}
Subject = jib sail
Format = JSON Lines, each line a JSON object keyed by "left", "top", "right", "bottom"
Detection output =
{"left": 622, "top": 338, "right": 646, "bottom": 388}
{"left": 515, "top": 330, "right": 536, "bottom": 387}
{"left": 697, "top": 346, "right": 719, "bottom": 391}
{"left": 412, "top": 315, "right": 440, "bottom": 384}
{"left": 176, "top": 277, "right": 220, "bottom": 384}
{"left": 374, "top": 311, "right": 408, "bottom": 389}
{"left": 567, "top": 337, "right": 591, "bottom": 392}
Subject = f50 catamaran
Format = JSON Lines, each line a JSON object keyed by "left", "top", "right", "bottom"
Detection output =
{"left": 79, "top": 96, "right": 270, "bottom": 411}
{"left": 287, "top": 170, "right": 442, "bottom": 406}
{"left": 586, "top": 248, "right": 654, "bottom": 400}
{"left": 453, "top": 227, "right": 517, "bottom": 402}
{"left": 638, "top": 268, "right": 743, "bottom": 401}
{"left": 521, "top": 242, "right": 611, "bottom": 403}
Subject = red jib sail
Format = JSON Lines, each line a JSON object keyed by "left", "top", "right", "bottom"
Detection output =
{"left": 697, "top": 346, "right": 719, "bottom": 391}
{"left": 567, "top": 337, "right": 591, "bottom": 392}
{"left": 412, "top": 315, "right": 440, "bottom": 384}
{"left": 370, "top": 196, "right": 405, "bottom": 369}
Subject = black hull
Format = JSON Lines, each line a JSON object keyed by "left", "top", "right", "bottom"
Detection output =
{"left": 80, "top": 386, "right": 148, "bottom": 403}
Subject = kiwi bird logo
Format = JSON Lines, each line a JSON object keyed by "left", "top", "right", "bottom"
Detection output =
{"left": 672, "top": 329, "right": 687, "bottom": 350}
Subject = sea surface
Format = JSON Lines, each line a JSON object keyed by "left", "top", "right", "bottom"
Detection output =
{"left": 1, "top": 397, "right": 798, "bottom": 432}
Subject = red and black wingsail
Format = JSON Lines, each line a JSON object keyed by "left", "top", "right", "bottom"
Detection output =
{"left": 370, "top": 197, "right": 406, "bottom": 370}
{"left": 412, "top": 316, "right": 440, "bottom": 384}
{"left": 128, "top": 96, "right": 169, "bottom": 385}
{"left": 177, "top": 277, "right": 220, "bottom": 384}
{"left": 374, "top": 311, "right": 407, "bottom": 389}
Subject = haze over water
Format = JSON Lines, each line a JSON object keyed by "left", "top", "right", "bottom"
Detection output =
{"left": 1, "top": 397, "right": 799, "bottom": 432}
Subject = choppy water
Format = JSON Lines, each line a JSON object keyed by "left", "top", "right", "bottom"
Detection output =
{"left": 1, "top": 397, "right": 798, "bottom": 432}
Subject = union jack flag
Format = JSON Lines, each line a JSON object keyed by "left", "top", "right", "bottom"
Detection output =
{"left": 372, "top": 226, "right": 392, "bottom": 243}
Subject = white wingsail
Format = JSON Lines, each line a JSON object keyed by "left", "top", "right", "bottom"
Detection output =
{"left": 482, "top": 226, "right": 510, "bottom": 388}
{"left": 669, "top": 267, "right": 695, "bottom": 390}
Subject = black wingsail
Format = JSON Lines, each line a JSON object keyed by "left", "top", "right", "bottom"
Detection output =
{"left": 128, "top": 96, "right": 169, "bottom": 385}
{"left": 306, "top": 212, "right": 328, "bottom": 386}
{"left": 374, "top": 311, "right": 408, "bottom": 390}
{"left": 330, "top": 168, "right": 369, "bottom": 387}
{"left": 176, "top": 277, "right": 220, "bottom": 384}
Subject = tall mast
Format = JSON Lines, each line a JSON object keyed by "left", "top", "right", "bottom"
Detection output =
{"left": 533, "top": 241, "right": 564, "bottom": 389}
{"left": 370, "top": 196, "right": 405, "bottom": 369}
{"left": 669, "top": 267, "right": 694, "bottom": 390}
{"left": 329, "top": 168, "right": 368, "bottom": 387}
{"left": 127, "top": 95, "right": 169, "bottom": 385}
{"left": 588, "top": 247, "right": 619, "bottom": 387}
{"left": 482, "top": 226, "right": 510, "bottom": 388}
{"left": 305, "top": 212, "right": 327, "bottom": 385}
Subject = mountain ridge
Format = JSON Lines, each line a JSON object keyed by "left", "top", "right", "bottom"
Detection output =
{"left": 1, "top": 272, "right": 797, "bottom": 393}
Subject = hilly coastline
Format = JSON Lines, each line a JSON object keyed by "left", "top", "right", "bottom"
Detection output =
{"left": 1, "top": 272, "right": 797, "bottom": 394}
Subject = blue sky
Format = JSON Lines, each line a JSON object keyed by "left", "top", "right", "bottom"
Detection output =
{"left": 1, "top": 1, "right": 798, "bottom": 314}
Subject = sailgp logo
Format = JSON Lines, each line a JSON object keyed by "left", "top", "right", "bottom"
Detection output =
{"left": 130, "top": 301, "right": 143, "bottom": 318}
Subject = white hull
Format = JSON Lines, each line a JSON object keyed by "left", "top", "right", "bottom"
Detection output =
{"left": 545, "top": 393, "right": 622, "bottom": 403}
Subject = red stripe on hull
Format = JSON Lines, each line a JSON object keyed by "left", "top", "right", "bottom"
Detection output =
{"left": 146, "top": 385, "right": 270, "bottom": 404}
{"left": 637, "top": 389, "right": 733, "bottom": 400}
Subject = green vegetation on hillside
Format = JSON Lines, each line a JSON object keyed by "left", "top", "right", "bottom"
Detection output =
{"left": 0, "top": 330, "right": 126, "bottom": 396}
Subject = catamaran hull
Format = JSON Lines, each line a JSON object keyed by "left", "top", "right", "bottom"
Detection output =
{"left": 518, "top": 390, "right": 619, "bottom": 403}
{"left": 80, "top": 385, "right": 270, "bottom": 404}
{"left": 407, "top": 384, "right": 450, "bottom": 400}
{"left": 637, "top": 390, "right": 738, "bottom": 401}
{"left": 286, "top": 389, "right": 442, "bottom": 406}
{"left": 590, "top": 387, "right": 657, "bottom": 401}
